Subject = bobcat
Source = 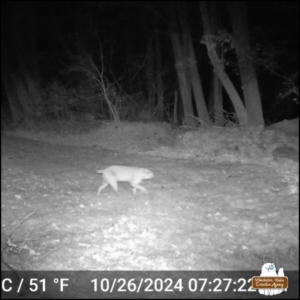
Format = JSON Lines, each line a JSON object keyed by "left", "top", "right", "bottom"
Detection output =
{"left": 97, "top": 165, "right": 154, "bottom": 196}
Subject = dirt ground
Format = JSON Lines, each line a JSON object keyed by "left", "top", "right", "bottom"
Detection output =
{"left": 1, "top": 132, "right": 298, "bottom": 271}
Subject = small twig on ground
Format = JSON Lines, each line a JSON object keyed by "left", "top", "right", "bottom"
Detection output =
{"left": 8, "top": 210, "right": 37, "bottom": 239}
{"left": 36, "top": 246, "right": 64, "bottom": 263}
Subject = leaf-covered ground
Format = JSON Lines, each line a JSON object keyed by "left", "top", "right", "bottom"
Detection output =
{"left": 1, "top": 120, "right": 299, "bottom": 271}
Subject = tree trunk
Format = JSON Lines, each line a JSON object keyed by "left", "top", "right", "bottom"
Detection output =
{"left": 1, "top": 73, "right": 23, "bottom": 123}
{"left": 168, "top": 3, "right": 195, "bottom": 127}
{"left": 3, "top": 2, "right": 44, "bottom": 122}
{"left": 213, "top": 73, "right": 223, "bottom": 126}
{"left": 208, "top": 1, "right": 224, "bottom": 126}
{"left": 154, "top": 15, "right": 164, "bottom": 121}
{"left": 169, "top": 29, "right": 194, "bottom": 127}
{"left": 1, "top": 11, "right": 23, "bottom": 123}
{"left": 208, "top": 70, "right": 223, "bottom": 126}
{"left": 177, "top": 2, "right": 209, "bottom": 125}
{"left": 199, "top": 1, "right": 249, "bottom": 126}
{"left": 146, "top": 35, "right": 156, "bottom": 111}
{"left": 187, "top": 30, "right": 210, "bottom": 124}
{"left": 173, "top": 91, "right": 178, "bottom": 125}
{"left": 12, "top": 72, "right": 35, "bottom": 122}
{"left": 227, "top": 1, "right": 264, "bottom": 125}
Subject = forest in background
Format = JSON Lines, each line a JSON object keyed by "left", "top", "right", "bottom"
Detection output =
{"left": 1, "top": 1, "right": 299, "bottom": 129}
